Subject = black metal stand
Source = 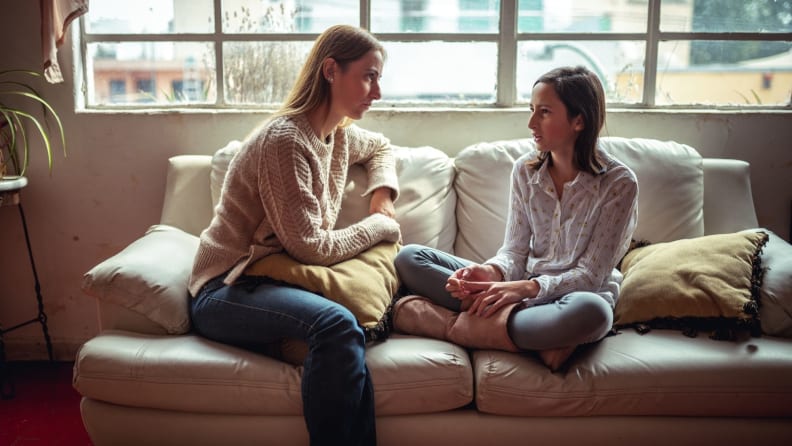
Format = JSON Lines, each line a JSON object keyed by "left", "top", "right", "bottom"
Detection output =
{"left": 1, "top": 201, "right": 54, "bottom": 400}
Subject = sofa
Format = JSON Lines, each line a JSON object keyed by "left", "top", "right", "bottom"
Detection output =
{"left": 73, "top": 136, "right": 792, "bottom": 446}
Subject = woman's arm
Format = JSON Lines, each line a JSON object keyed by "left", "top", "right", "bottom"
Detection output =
{"left": 258, "top": 136, "right": 400, "bottom": 266}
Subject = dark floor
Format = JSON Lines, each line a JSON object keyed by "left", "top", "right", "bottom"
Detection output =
{"left": 0, "top": 361, "right": 92, "bottom": 446}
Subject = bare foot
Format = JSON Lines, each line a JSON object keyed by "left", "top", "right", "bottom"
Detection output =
{"left": 538, "top": 346, "right": 577, "bottom": 371}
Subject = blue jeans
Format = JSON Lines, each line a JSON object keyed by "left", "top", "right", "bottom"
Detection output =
{"left": 190, "top": 274, "right": 376, "bottom": 446}
{"left": 394, "top": 244, "right": 613, "bottom": 350}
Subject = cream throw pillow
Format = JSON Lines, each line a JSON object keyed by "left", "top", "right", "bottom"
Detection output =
{"left": 616, "top": 231, "right": 769, "bottom": 339}
{"left": 82, "top": 225, "right": 198, "bottom": 334}
{"left": 245, "top": 242, "right": 401, "bottom": 340}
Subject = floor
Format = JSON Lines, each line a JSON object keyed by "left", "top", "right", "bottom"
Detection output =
{"left": 0, "top": 361, "right": 92, "bottom": 446}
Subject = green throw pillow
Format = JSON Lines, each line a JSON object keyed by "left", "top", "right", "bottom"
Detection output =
{"left": 245, "top": 242, "right": 400, "bottom": 341}
{"left": 616, "top": 231, "right": 769, "bottom": 339}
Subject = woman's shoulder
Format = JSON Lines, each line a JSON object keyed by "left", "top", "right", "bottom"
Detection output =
{"left": 243, "top": 115, "right": 313, "bottom": 153}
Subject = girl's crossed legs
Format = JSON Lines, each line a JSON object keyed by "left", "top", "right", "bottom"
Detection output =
{"left": 394, "top": 244, "right": 613, "bottom": 369}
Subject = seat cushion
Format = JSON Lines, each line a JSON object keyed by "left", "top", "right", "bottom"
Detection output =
{"left": 474, "top": 330, "right": 792, "bottom": 417}
{"left": 73, "top": 331, "right": 473, "bottom": 416}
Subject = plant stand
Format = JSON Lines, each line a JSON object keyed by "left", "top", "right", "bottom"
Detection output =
{"left": 0, "top": 177, "right": 54, "bottom": 400}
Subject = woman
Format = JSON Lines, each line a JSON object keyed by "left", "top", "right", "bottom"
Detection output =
{"left": 189, "top": 25, "right": 400, "bottom": 446}
{"left": 394, "top": 66, "right": 639, "bottom": 371}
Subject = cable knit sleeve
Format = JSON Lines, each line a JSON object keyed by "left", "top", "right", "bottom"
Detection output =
{"left": 259, "top": 131, "right": 400, "bottom": 267}
{"left": 345, "top": 124, "right": 400, "bottom": 201}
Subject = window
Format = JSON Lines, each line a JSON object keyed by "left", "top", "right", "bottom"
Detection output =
{"left": 79, "top": 0, "right": 791, "bottom": 108}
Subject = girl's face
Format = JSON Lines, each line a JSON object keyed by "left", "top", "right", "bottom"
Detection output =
{"left": 527, "top": 82, "right": 583, "bottom": 154}
{"left": 330, "top": 49, "right": 383, "bottom": 120}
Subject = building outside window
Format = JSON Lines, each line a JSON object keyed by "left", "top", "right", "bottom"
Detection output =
{"left": 79, "top": 0, "right": 792, "bottom": 109}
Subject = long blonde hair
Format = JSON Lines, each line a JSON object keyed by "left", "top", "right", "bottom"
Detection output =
{"left": 271, "top": 25, "right": 384, "bottom": 127}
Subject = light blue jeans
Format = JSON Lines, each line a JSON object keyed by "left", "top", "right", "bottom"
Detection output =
{"left": 394, "top": 244, "right": 613, "bottom": 350}
{"left": 190, "top": 273, "right": 375, "bottom": 446}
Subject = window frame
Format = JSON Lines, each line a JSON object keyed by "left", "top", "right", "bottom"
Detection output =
{"left": 78, "top": 0, "right": 792, "bottom": 110}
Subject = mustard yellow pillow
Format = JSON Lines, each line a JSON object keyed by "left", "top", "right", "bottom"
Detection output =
{"left": 245, "top": 242, "right": 400, "bottom": 341}
{"left": 616, "top": 231, "right": 768, "bottom": 339}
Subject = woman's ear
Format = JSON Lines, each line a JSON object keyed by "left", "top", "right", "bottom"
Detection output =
{"left": 322, "top": 58, "right": 337, "bottom": 82}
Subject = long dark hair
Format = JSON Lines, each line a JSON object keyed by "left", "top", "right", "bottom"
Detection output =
{"left": 528, "top": 66, "right": 607, "bottom": 175}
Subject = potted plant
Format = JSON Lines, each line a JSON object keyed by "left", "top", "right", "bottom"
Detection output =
{"left": 0, "top": 69, "right": 66, "bottom": 180}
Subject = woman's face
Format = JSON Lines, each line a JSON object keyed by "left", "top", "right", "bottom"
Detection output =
{"left": 331, "top": 49, "right": 383, "bottom": 120}
{"left": 527, "top": 82, "right": 583, "bottom": 154}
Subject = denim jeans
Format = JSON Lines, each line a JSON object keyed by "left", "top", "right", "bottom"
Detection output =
{"left": 190, "top": 274, "right": 376, "bottom": 446}
{"left": 394, "top": 244, "right": 613, "bottom": 350}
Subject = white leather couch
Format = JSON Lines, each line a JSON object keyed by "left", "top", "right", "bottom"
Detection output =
{"left": 73, "top": 137, "right": 792, "bottom": 446}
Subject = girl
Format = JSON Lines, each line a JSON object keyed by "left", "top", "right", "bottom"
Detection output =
{"left": 189, "top": 25, "right": 400, "bottom": 446}
{"left": 394, "top": 66, "right": 638, "bottom": 371}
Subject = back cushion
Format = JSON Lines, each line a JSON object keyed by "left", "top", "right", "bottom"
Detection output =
{"left": 453, "top": 137, "right": 704, "bottom": 263}
{"left": 599, "top": 137, "right": 703, "bottom": 243}
{"left": 454, "top": 139, "right": 534, "bottom": 262}
{"left": 210, "top": 142, "right": 457, "bottom": 253}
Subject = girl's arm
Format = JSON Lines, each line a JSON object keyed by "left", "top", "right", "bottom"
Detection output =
{"left": 483, "top": 160, "right": 533, "bottom": 281}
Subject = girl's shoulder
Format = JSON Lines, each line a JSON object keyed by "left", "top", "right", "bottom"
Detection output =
{"left": 599, "top": 149, "right": 638, "bottom": 183}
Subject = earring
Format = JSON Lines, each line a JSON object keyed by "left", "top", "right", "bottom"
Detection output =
{"left": 329, "top": 77, "right": 334, "bottom": 83}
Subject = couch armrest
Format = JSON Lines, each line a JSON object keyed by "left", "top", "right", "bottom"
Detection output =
{"left": 702, "top": 158, "right": 759, "bottom": 235}
{"left": 160, "top": 155, "right": 214, "bottom": 237}
{"left": 95, "top": 300, "right": 169, "bottom": 335}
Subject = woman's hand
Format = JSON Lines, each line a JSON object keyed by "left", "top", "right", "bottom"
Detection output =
{"left": 369, "top": 187, "right": 396, "bottom": 218}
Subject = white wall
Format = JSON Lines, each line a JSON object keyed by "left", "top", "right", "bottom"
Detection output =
{"left": 1, "top": 2, "right": 790, "bottom": 360}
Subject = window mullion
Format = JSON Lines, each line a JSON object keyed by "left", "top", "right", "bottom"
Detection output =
{"left": 643, "top": 0, "right": 661, "bottom": 107}
{"left": 497, "top": 0, "right": 517, "bottom": 107}
{"left": 360, "top": 0, "right": 370, "bottom": 30}
{"left": 214, "top": 0, "right": 225, "bottom": 107}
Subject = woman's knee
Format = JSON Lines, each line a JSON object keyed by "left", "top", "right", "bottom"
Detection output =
{"left": 311, "top": 303, "right": 365, "bottom": 344}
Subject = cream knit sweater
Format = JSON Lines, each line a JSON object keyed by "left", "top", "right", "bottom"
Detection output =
{"left": 188, "top": 114, "right": 401, "bottom": 297}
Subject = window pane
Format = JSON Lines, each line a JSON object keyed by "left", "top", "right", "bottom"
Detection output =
{"left": 661, "top": 0, "right": 792, "bottom": 33}
{"left": 87, "top": 42, "right": 216, "bottom": 105}
{"left": 223, "top": 41, "right": 312, "bottom": 104}
{"left": 518, "top": 0, "right": 649, "bottom": 33}
{"left": 222, "top": 0, "right": 357, "bottom": 33}
{"left": 85, "top": 0, "right": 214, "bottom": 34}
{"left": 380, "top": 42, "right": 496, "bottom": 102}
{"left": 372, "top": 0, "right": 499, "bottom": 33}
{"left": 516, "top": 41, "right": 646, "bottom": 103}
{"left": 656, "top": 40, "right": 792, "bottom": 105}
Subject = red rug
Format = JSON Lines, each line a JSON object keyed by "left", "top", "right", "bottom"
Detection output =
{"left": 0, "top": 361, "right": 92, "bottom": 446}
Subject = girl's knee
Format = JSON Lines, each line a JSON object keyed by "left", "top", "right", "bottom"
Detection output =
{"left": 574, "top": 295, "right": 613, "bottom": 342}
{"left": 394, "top": 244, "right": 424, "bottom": 274}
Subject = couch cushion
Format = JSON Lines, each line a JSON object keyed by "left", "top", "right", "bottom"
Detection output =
{"left": 744, "top": 228, "right": 792, "bottom": 338}
{"left": 453, "top": 137, "right": 704, "bottom": 262}
{"left": 454, "top": 139, "right": 533, "bottom": 261}
{"left": 615, "top": 230, "right": 768, "bottom": 338}
{"left": 82, "top": 225, "right": 198, "bottom": 335}
{"left": 600, "top": 137, "right": 704, "bottom": 243}
{"left": 474, "top": 330, "right": 792, "bottom": 417}
{"left": 245, "top": 242, "right": 400, "bottom": 340}
{"left": 73, "top": 331, "right": 473, "bottom": 417}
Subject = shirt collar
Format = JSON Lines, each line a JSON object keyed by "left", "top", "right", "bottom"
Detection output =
{"left": 526, "top": 150, "right": 611, "bottom": 196}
